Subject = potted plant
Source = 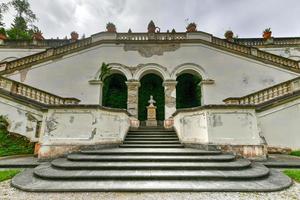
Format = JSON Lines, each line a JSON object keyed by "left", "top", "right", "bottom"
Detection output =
{"left": 70, "top": 31, "right": 79, "bottom": 41}
{"left": 186, "top": 22, "right": 197, "bottom": 32}
{"left": 106, "top": 22, "right": 116, "bottom": 33}
{"left": 224, "top": 30, "right": 234, "bottom": 41}
{"left": 263, "top": 28, "right": 272, "bottom": 40}
{"left": 32, "top": 30, "right": 44, "bottom": 41}
{"left": 0, "top": 28, "right": 7, "bottom": 40}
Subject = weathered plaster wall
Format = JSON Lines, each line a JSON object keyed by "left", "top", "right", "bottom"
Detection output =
{"left": 260, "top": 47, "right": 300, "bottom": 61}
{"left": 39, "top": 107, "right": 130, "bottom": 158}
{"left": 0, "top": 96, "right": 43, "bottom": 141}
{"left": 0, "top": 48, "right": 45, "bottom": 62}
{"left": 174, "top": 107, "right": 261, "bottom": 145}
{"left": 258, "top": 99, "right": 300, "bottom": 150}
{"left": 5, "top": 42, "right": 298, "bottom": 105}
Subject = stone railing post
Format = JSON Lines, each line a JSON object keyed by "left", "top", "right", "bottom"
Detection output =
{"left": 126, "top": 80, "right": 141, "bottom": 118}
{"left": 163, "top": 80, "right": 177, "bottom": 119}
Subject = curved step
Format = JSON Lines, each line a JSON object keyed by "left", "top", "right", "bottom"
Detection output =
{"left": 80, "top": 148, "right": 222, "bottom": 155}
{"left": 12, "top": 169, "right": 292, "bottom": 192}
{"left": 67, "top": 154, "right": 236, "bottom": 162}
{"left": 34, "top": 162, "right": 269, "bottom": 180}
{"left": 51, "top": 158, "right": 251, "bottom": 170}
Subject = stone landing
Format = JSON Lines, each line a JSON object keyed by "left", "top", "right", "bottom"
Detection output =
{"left": 12, "top": 127, "right": 292, "bottom": 192}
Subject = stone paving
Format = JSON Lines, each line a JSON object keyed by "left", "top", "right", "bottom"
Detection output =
{"left": 0, "top": 179, "right": 299, "bottom": 200}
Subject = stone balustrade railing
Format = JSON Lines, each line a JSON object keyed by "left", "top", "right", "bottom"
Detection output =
{"left": 0, "top": 39, "right": 71, "bottom": 48}
{"left": 211, "top": 37, "right": 300, "bottom": 70}
{"left": 0, "top": 76, "right": 80, "bottom": 105}
{"left": 2, "top": 38, "right": 92, "bottom": 73}
{"left": 117, "top": 33, "right": 187, "bottom": 41}
{"left": 235, "top": 37, "right": 300, "bottom": 47}
{"left": 224, "top": 77, "right": 300, "bottom": 105}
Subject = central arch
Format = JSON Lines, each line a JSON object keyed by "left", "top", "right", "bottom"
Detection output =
{"left": 138, "top": 73, "right": 165, "bottom": 123}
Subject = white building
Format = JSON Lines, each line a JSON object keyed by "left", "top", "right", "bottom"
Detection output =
{"left": 1, "top": 22, "right": 300, "bottom": 159}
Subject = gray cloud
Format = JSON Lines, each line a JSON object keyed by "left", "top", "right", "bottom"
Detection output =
{"left": 2, "top": 0, "right": 300, "bottom": 39}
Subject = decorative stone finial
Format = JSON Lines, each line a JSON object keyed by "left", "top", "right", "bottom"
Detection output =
{"left": 148, "top": 20, "right": 160, "bottom": 33}
{"left": 128, "top": 28, "right": 132, "bottom": 33}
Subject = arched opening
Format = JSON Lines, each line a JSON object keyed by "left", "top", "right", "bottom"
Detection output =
{"left": 102, "top": 73, "right": 127, "bottom": 109}
{"left": 176, "top": 73, "right": 202, "bottom": 109}
{"left": 138, "top": 74, "right": 165, "bottom": 122}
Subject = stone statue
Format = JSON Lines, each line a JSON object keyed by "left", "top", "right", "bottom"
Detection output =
{"left": 148, "top": 95, "right": 156, "bottom": 106}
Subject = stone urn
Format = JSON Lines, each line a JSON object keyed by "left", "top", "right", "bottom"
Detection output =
{"left": 263, "top": 28, "right": 272, "bottom": 40}
{"left": 70, "top": 31, "right": 79, "bottom": 41}
{"left": 32, "top": 31, "right": 44, "bottom": 41}
{"left": 224, "top": 30, "right": 234, "bottom": 42}
{"left": 186, "top": 22, "right": 197, "bottom": 32}
{"left": 106, "top": 22, "right": 117, "bottom": 33}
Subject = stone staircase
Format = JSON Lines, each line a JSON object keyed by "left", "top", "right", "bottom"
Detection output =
{"left": 12, "top": 127, "right": 292, "bottom": 192}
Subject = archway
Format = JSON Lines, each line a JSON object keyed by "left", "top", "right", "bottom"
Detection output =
{"left": 102, "top": 74, "right": 127, "bottom": 109}
{"left": 176, "top": 73, "right": 202, "bottom": 109}
{"left": 138, "top": 74, "right": 165, "bottom": 122}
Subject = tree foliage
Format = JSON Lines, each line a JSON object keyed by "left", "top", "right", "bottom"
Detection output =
{"left": 99, "top": 62, "right": 112, "bottom": 81}
{"left": 138, "top": 74, "right": 165, "bottom": 121}
{"left": 0, "top": 3, "right": 8, "bottom": 27}
{"left": 6, "top": 0, "right": 39, "bottom": 40}
{"left": 102, "top": 74, "right": 127, "bottom": 109}
{"left": 176, "top": 73, "right": 202, "bottom": 109}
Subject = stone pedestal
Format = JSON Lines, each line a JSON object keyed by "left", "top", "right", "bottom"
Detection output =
{"left": 163, "top": 80, "right": 177, "bottom": 119}
{"left": 88, "top": 80, "right": 103, "bottom": 105}
{"left": 126, "top": 80, "right": 140, "bottom": 118}
{"left": 146, "top": 105, "right": 157, "bottom": 126}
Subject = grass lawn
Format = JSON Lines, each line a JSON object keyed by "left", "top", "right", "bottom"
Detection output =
{"left": 284, "top": 170, "right": 300, "bottom": 182}
{"left": 290, "top": 151, "right": 300, "bottom": 157}
{"left": 0, "top": 169, "right": 21, "bottom": 182}
{"left": 0, "top": 129, "right": 34, "bottom": 157}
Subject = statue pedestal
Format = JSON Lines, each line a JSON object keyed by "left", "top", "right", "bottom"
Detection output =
{"left": 146, "top": 105, "right": 157, "bottom": 127}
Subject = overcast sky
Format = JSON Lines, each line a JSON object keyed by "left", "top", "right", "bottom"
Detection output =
{"left": 2, "top": 0, "right": 300, "bottom": 39}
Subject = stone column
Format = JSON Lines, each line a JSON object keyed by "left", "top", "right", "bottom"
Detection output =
{"left": 163, "top": 80, "right": 177, "bottom": 119}
{"left": 126, "top": 80, "right": 140, "bottom": 118}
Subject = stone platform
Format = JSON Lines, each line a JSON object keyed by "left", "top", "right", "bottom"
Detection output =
{"left": 11, "top": 127, "right": 292, "bottom": 192}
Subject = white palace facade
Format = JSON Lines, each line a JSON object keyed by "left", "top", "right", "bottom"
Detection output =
{"left": 1, "top": 22, "right": 300, "bottom": 159}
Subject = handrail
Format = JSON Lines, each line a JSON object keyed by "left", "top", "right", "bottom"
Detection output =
{"left": 235, "top": 37, "right": 300, "bottom": 47}
{"left": 211, "top": 37, "right": 299, "bottom": 70}
{"left": 224, "top": 77, "right": 300, "bottom": 105}
{"left": 0, "top": 76, "right": 80, "bottom": 105}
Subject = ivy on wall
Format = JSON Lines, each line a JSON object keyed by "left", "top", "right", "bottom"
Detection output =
{"left": 176, "top": 73, "right": 202, "bottom": 109}
{"left": 138, "top": 74, "right": 165, "bottom": 121}
{"left": 102, "top": 74, "right": 127, "bottom": 109}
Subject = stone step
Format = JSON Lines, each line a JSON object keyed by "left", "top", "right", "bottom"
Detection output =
{"left": 127, "top": 132, "right": 177, "bottom": 135}
{"left": 34, "top": 162, "right": 269, "bottom": 180}
{"left": 51, "top": 158, "right": 251, "bottom": 170}
{"left": 124, "top": 137, "right": 179, "bottom": 141}
{"left": 119, "top": 144, "right": 185, "bottom": 148}
{"left": 12, "top": 169, "right": 292, "bottom": 192}
{"left": 126, "top": 134, "right": 178, "bottom": 137}
{"left": 122, "top": 141, "right": 181, "bottom": 144}
{"left": 80, "top": 148, "right": 222, "bottom": 155}
{"left": 67, "top": 154, "right": 236, "bottom": 162}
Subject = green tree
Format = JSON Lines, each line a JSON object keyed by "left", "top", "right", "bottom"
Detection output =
{"left": 7, "top": 0, "right": 38, "bottom": 40}
{"left": 99, "top": 62, "right": 112, "bottom": 81}
{"left": 0, "top": 3, "right": 8, "bottom": 27}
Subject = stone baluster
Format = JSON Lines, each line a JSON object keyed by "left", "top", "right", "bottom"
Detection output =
{"left": 126, "top": 80, "right": 141, "bottom": 118}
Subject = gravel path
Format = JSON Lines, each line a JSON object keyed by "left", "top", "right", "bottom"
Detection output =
{"left": 0, "top": 180, "right": 299, "bottom": 200}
